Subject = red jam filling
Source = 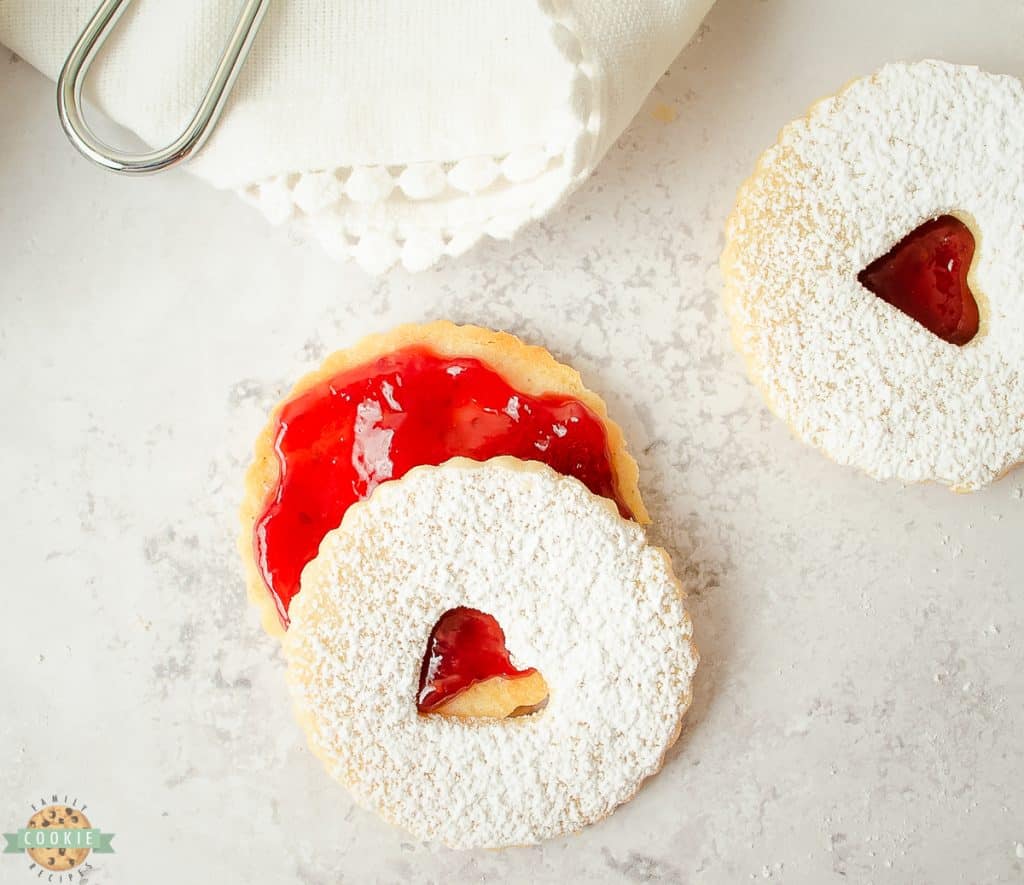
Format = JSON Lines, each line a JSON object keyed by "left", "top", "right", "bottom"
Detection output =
{"left": 254, "top": 345, "right": 628, "bottom": 626}
{"left": 858, "top": 215, "right": 979, "bottom": 346}
{"left": 417, "top": 607, "right": 535, "bottom": 713}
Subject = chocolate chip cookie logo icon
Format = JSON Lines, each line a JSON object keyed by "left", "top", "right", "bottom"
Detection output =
{"left": 3, "top": 795, "right": 114, "bottom": 882}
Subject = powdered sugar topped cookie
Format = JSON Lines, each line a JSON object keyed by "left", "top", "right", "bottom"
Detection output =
{"left": 722, "top": 60, "right": 1024, "bottom": 490}
{"left": 284, "top": 458, "right": 697, "bottom": 848}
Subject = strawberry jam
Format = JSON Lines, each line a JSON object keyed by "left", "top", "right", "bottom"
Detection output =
{"left": 417, "top": 607, "right": 536, "bottom": 713}
{"left": 858, "top": 215, "right": 979, "bottom": 346}
{"left": 254, "top": 346, "right": 627, "bottom": 626}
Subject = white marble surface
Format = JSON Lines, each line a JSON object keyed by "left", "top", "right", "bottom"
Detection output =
{"left": 2, "top": 1, "right": 1024, "bottom": 882}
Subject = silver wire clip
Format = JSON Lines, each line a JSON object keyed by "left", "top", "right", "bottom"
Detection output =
{"left": 57, "top": 0, "right": 271, "bottom": 175}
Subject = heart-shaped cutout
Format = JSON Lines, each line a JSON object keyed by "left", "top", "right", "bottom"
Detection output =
{"left": 858, "top": 215, "right": 980, "bottom": 346}
{"left": 417, "top": 607, "right": 548, "bottom": 719}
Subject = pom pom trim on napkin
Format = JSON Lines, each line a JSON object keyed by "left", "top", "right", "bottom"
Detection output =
{"left": 239, "top": 2, "right": 603, "bottom": 273}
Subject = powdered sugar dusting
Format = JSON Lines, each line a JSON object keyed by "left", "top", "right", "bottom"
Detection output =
{"left": 723, "top": 60, "right": 1024, "bottom": 489}
{"left": 284, "top": 458, "right": 696, "bottom": 849}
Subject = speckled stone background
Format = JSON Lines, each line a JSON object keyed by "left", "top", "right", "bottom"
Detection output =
{"left": 2, "top": 1, "right": 1023, "bottom": 882}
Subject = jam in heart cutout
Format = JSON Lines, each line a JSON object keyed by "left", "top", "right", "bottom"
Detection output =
{"left": 858, "top": 215, "right": 980, "bottom": 346}
{"left": 417, "top": 607, "right": 548, "bottom": 719}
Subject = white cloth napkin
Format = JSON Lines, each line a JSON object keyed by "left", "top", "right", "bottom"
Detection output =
{"left": 1, "top": 0, "right": 714, "bottom": 272}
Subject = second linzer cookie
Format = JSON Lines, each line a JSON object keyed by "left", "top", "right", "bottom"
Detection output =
{"left": 238, "top": 322, "right": 697, "bottom": 847}
{"left": 722, "top": 60, "right": 1024, "bottom": 490}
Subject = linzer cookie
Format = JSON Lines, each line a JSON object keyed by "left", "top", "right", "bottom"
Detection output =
{"left": 239, "top": 321, "right": 648, "bottom": 636}
{"left": 284, "top": 458, "right": 697, "bottom": 849}
{"left": 722, "top": 60, "right": 1024, "bottom": 490}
